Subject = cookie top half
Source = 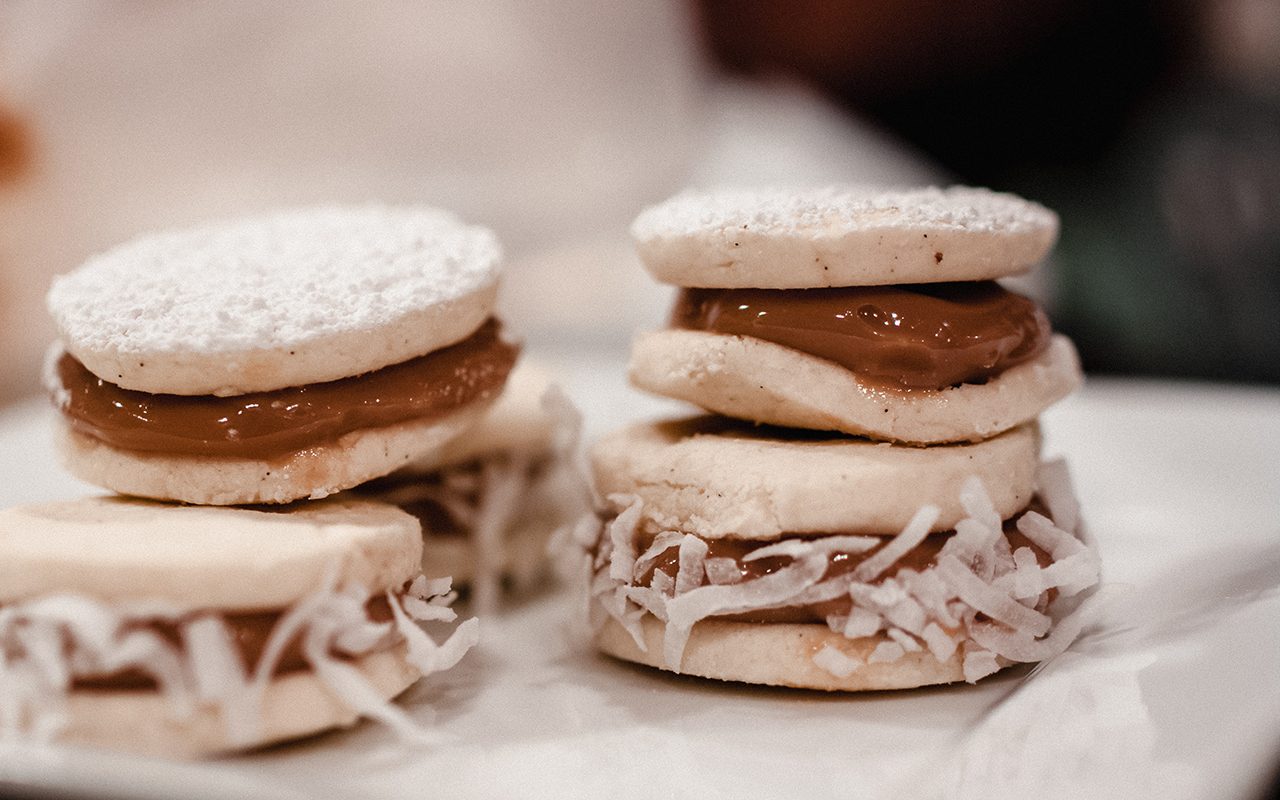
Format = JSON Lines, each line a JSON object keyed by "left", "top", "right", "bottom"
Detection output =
{"left": 631, "top": 186, "right": 1057, "bottom": 288}
{"left": 0, "top": 496, "right": 422, "bottom": 611}
{"left": 47, "top": 206, "right": 502, "bottom": 396}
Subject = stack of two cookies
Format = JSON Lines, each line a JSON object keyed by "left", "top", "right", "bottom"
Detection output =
{"left": 583, "top": 187, "right": 1101, "bottom": 690}
{"left": 1, "top": 208, "right": 557, "bottom": 755}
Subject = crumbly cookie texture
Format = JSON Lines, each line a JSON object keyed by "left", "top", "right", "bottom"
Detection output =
{"left": 48, "top": 205, "right": 501, "bottom": 395}
{"left": 629, "top": 330, "right": 1081, "bottom": 444}
{"left": 590, "top": 417, "right": 1040, "bottom": 539}
{"left": 54, "top": 401, "right": 490, "bottom": 507}
{"left": 0, "top": 495, "right": 422, "bottom": 609}
{"left": 631, "top": 185, "right": 1057, "bottom": 288}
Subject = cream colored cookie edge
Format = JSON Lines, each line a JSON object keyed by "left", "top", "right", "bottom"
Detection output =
{"left": 0, "top": 495, "right": 423, "bottom": 610}
{"left": 58, "top": 645, "right": 421, "bottom": 758}
{"left": 590, "top": 418, "right": 1040, "bottom": 539}
{"left": 596, "top": 616, "right": 996, "bottom": 691}
{"left": 636, "top": 225, "right": 1055, "bottom": 288}
{"left": 629, "top": 330, "right": 1081, "bottom": 444}
{"left": 66, "top": 283, "right": 498, "bottom": 396}
{"left": 56, "top": 401, "right": 491, "bottom": 506}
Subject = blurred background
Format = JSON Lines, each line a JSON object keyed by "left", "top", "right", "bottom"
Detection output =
{"left": 1, "top": 0, "right": 1277, "bottom": 408}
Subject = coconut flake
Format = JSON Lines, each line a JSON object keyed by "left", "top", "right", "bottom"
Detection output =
{"left": 842, "top": 607, "right": 884, "bottom": 639}
{"left": 662, "top": 555, "right": 828, "bottom": 669}
{"left": 962, "top": 648, "right": 1002, "bottom": 683}
{"left": 633, "top": 531, "right": 684, "bottom": 578}
{"left": 935, "top": 555, "right": 1052, "bottom": 637}
{"left": 854, "top": 504, "right": 939, "bottom": 581}
{"left": 812, "top": 645, "right": 860, "bottom": 678}
{"left": 744, "top": 536, "right": 877, "bottom": 562}
{"left": 606, "top": 495, "right": 644, "bottom": 582}
{"left": 1017, "top": 511, "right": 1088, "bottom": 561}
{"left": 887, "top": 628, "right": 923, "bottom": 653}
{"left": 0, "top": 569, "right": 475, "bottom": 749}
{"left": 868, "top": 641, "right": 906, "bottom": 664}
{"left": 470, "top": 454, "right": 533, "bottom": 615}
{"left": 675, "top": 536, "right": 710, "bottom": 595}
{"left": 704, "top": 557, "right": 743, "bottom": 585}
{"left": 921, "top": 623, "right": 958, "bottom": 662}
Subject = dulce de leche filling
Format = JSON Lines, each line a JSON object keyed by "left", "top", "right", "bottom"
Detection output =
{"left": 670, "top": 282, "right": 1050, "bottom": 390}
{"left": 75, "top": 595, "right": 395, "bottom": 690}
{"left": 54, "top": 319, "right": 518, "bottom": 460}
{"left": 635, "top": 520, "right": 1048, "bottom": 624}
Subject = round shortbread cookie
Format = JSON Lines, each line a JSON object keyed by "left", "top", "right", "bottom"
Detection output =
{"left": 405, "top": 361, "right": 558, "bottom": 473}
{"left": 590, "top": 417, "right": 1039, "bottom": 539}
{"left": 59, "top": 646, "right": 421, "bottom": 758}
{"left": 0, "top": 495, "right": 422, "bottom": 611}
{"left": 631, "top": 186, "right": 1057, "bottom": 288}
{"left": 629, "top": 330, "right": 1081, "bottom": 444}
{"left": 597, "top": 616, "right": 993, "bottom": 691}
{"left": 55, "top": 400, "right": 490, "bottom": 506}
{"left": 47, "top": 206, "right": 502, "bottom": 396}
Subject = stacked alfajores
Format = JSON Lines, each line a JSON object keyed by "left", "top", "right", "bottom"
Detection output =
{"left": 0, "top": 206, "right": 569, "bottom": 756}
{"left": 579, "top": 187, "right": 1101, "bottom": 689}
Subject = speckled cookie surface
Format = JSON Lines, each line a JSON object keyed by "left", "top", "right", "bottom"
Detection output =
{"left": 631, "top": 186, "right": 1057, "bottom": 288}
{"left": 629, "top": 330, "right": 1081, "bottom": 444}
{"left": 590, "top": 417, "right": 1040, "bottom": 539}
{"left": 597, "top": 616, "right": 977, "bottom": 691}
{"left": 47, "top": 206, "right": 501, "bottom": 395}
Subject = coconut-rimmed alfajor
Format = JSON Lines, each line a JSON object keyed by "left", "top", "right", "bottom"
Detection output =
{"left": 45, "top": 206, "right": 517, "bottom": 505}
{"left": 628, "top": 187, "right": 1081, "bottom": 444}
{"left": 0, "top": 496, "right": 478, "bottom": 757}
{"left": 354, "top": 363, "right": 590, "bottom": 612}
{"left": 572, "top": 418, "right": 1099, "bottom": 690}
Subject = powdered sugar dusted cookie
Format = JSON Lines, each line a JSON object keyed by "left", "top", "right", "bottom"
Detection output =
{"left": 48, "top": 206, "right": 502, "bottom": 396}
{"left": 45, "top": 207, "right": 518, "bottom": 505}
{"left": 575, "top": 460, "right": 1100, "bottom": 691}
{"left": 0, "top": 495, "right": 479, "bottom": 757}
{"left": 590, "top": 417, "right": 1040, "bottom": 540}
{"left": 631, "top": 186, "right": 1057, "bottom": 288}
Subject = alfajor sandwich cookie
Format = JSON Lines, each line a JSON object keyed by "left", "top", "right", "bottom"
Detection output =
{"left": 573, "top": 417, "right": 1100, "bottom": 690}
{"left": 0, "top": 496, "right": 478, "bottom": 757}
{"left": 46, "top": 206, "right": 517, "bottom": 505}
{"left": 628, "top": 187, "right": 1082, "bottom": 444}
{"left": 354, "top": 362, "right": 590, "bottom": 612}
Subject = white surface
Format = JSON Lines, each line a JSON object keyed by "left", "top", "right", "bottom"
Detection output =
{"left": 1, "top": 357, "right": 1279, "bottom": 800}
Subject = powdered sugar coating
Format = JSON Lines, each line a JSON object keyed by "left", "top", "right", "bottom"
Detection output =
{"left": 630, "top": 186, "right": 1058, "bottom": 288}
{"left": 47, "top": 206, "right": 502, "bottom": 395}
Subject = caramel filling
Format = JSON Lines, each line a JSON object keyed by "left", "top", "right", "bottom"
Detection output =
{"left": 670, "top": 282, "right": 1050, "bottom": 390}
{"left": 633, "top": 519, "right": 1048, "bottom": 624}
{"left": 74, "top": 596, "right": 395, "bottom": 690}
{"left": 53, "top": 319, "right": 518, "bottom": 460}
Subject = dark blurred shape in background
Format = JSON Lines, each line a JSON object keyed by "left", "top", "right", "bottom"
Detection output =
{"left": 696, "top": 0, "right": 1280, "bottom": 384}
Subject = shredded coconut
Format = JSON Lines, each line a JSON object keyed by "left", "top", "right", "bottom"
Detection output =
{"left": 576, "top": 465, "right": 1100, "bottom": 683}
{"left": 812, "top": 645, "right": 860, "bottom": 678}
{"left": 0, "top": 570, "right": 476, "bottom": 748}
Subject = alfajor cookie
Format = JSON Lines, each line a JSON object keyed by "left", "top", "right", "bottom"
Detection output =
{"left": 354, "top": 363, "right": 590, "bottom": 612}
{"left": 46, "top": 206, "right": 517, "bottom": 505}
{"left": 0, "top": 495, "right": 478, "bottom": 757}
{"left": 628, "top": 187, "right": 1081, "bottom": 443}
{"left": 572, "top": 418, "right": 1099, "bottom": 690}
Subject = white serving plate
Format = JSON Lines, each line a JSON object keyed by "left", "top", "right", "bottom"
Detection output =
{"left": 1, "top": 348, "right": 1277, "bottom": 800}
